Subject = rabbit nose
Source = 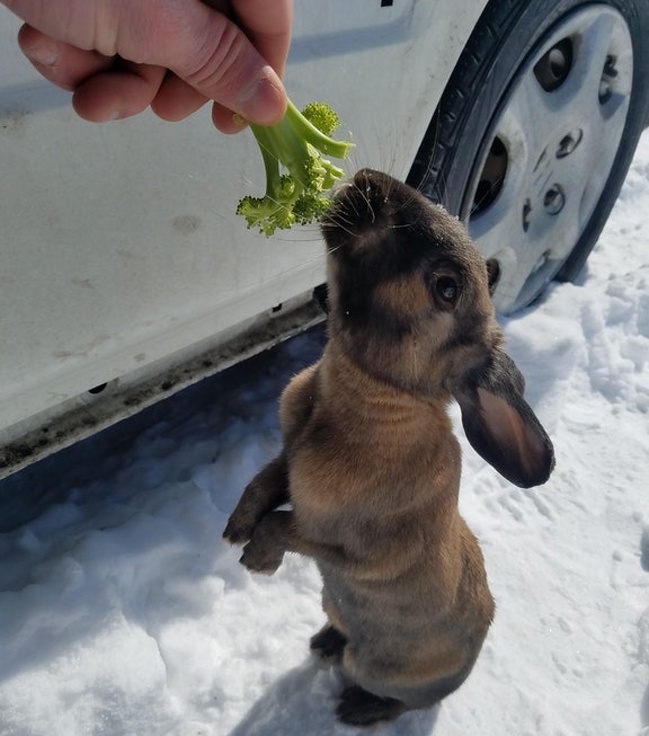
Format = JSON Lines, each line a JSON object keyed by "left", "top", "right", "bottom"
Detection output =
{"left": 352, "top": 168, "right": 383, "bottom": 193}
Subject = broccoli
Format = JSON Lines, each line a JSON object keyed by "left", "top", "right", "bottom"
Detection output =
{"left": 237, "top": 100, "right": 353, "bottom": 237}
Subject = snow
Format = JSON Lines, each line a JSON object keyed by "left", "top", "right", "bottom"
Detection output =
{"left": 1, "top": 131, "right": 648, "bottom": 736}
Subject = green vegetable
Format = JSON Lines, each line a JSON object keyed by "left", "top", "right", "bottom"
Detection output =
{"left": 237, "top": 100, "right": 353, "bottom": 237}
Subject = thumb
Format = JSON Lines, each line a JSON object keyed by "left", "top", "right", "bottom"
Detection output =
{"left": 154, "top": 2, "right": 288, "bottom": 125}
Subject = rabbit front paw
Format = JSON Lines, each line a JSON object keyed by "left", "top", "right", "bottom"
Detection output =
{"left": 223, "top": 509, "right": 256, "bottom": 546}
{"left": 239, "top": 512, "right": 291, "bottom": 575}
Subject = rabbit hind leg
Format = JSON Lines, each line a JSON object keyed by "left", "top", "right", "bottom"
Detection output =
{"left": 336, "top": 685, "right": 406, "bottom": 726}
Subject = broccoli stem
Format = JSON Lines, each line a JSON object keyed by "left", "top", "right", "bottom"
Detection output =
{"left": 249, "top": 101, "right": 352, "bottom": 194}
{"left": 238, "top": 98, "right": 353, "bottom": 236}
{"left": 252, "top": 125, "right": 288, "bottom": 199}
{"left": 283, "top": 101, "right": 352, "bottom": 159}
{"left": 250, "top": 115, "right": 310, "bottom": 193}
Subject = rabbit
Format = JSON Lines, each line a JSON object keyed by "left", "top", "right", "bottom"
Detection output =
{"left": 223, "top": 169, "right": 555, "bottom": 726}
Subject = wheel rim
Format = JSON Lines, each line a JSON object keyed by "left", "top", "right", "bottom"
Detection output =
{"left": 465, "top": 6, "right": 633, "bottom": 313}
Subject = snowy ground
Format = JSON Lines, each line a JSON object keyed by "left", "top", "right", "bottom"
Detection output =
{"left": 1, "top": 131, "right": 648, "bottom": 736}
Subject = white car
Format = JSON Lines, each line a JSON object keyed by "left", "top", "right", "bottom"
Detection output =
{"left": 1, "top": 0, "right": 648, "bottom": 477}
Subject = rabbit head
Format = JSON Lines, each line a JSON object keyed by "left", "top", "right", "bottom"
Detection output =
{"left": 321, "top": 168, "right": 555, "bottom": 488}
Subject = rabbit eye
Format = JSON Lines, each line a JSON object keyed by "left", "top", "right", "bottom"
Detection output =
{"left": 436, "top": 276, "right": 459, "bottom": 305}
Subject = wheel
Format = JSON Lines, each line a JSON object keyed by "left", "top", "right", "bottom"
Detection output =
{"left": 408, "top": 0, "right": 649, "bottom": 314}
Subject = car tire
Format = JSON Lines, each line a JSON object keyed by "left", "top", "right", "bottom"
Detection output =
{"left": 408, "top": 0, "right": 649, "bottom": 314}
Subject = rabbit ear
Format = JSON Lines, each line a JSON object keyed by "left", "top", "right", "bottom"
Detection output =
{"left": 452, "top": 352, "right": 555, "bottom": 488}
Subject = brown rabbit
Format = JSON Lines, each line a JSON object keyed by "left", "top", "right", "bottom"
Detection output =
{"left": 223, "top": 169, "right": 555, "bottom": 726}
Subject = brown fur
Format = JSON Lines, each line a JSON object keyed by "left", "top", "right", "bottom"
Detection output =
{"left": 224, "top": 170, "right": 555, "bottom": 726}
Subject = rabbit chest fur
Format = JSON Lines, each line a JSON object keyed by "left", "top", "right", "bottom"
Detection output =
{"left": 224, "top": 169, "right": 555, "bottom": 726}
{"left": 280, "top": 346, "right": 494, "bottom": 709}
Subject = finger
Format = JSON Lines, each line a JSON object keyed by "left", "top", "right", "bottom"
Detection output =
{"left": 150, "top": 73, "right": 209, "bottom": 121}
{"left": 17, "top": 22, "right": 207, "bottom": 123}
{"left": 231, "top": 0, "right": 293, "bottom": 76}
{"left": 17, "top": 23, "right": 112, "bottom": 91}
{"left": 211, "top": 101, "right": 250, "bottom": 135}
{"left": 136, "top": 1, "right": 288, "bottom": 125}
{"left": 72, "top": 63, "right": 167, "bottom": 121}
{"left": 5, "top": 0, "right": 106, "bottom": 52}
{"left": 154, "top": 0, "right": 293, "bottom": 131}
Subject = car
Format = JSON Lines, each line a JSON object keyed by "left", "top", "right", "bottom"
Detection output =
{"left": 1, "top": 0, "right": 648, "bottom": 478}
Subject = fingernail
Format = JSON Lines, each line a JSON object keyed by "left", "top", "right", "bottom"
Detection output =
{"left": 237, "top": 66, "right": 287, "bottom": 125}
{"left": 27, "top": 40, "right": 60, "bottom": 69}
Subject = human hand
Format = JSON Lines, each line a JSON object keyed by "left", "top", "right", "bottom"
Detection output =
{"left": 1, "top": 0, "right": 292, "bottom": 132}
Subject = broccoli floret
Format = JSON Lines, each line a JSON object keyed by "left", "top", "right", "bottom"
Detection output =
{"left": 301, "top": 101, "right": 341, "bottom": 137}
{"left": 237, "top": 100, "right": 353, "bottom": 237}
{"left": 293, "top": 192, "right": 333, "bottom": 225}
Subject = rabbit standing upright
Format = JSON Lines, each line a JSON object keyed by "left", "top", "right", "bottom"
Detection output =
{"left": 224, "top": 169, "right": 555, "bottom": 726}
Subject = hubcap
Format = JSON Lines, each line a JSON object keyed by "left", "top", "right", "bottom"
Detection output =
{"left": 466, "top": 7, "right": 633, "bottom": 313}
